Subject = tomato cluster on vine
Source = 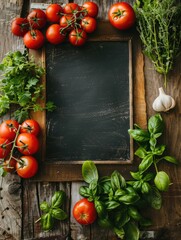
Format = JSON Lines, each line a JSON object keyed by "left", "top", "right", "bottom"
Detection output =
{"left": 0, "top": 119, "right": 40, "bottom": 178}
{"left": 11, "top": 2, "right": 99, "bottom": 49}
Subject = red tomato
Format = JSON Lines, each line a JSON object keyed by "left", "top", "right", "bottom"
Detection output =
{"left": 0, "top": 119, "right": 19, "bottom": 141}
{"left": 27, "top": 9, "right": 47, "bottom": 29}
{"left": 108, "top": 2, "right": 136, "bottom": 30}
{"left": 69, "top": 28, "right": 87, "bottom": 46}
{"left": 46, "top": 24, "right": 66, "bottom": 45}
{"left": 16, "top": 133, "right": 39, "bottom": 155}
{"left": 16, "top": 155, "right": 38, "bottom": 178}
{"left": 23, "top": 29, "right": 45, "bottom": 49}
{"left": 20, "top": 119, "right": 40, "bottom": 136}
{"left": 63, "top": 3, "right": 80, "bottom": 15}
{"left": 11, "top": 17, "right": 29, "bottom": 37}
{"left": 59, "top": 15, "right": 75, "bottom": 30}
{"left": 82, "top": 2, "right": 98, "bottom": 18}
{"left": 0, "top": 138, "right": 12, "bottom": 159}
{"left": 46, "top": 3, "right": 64, "bottom": 23}
{"left": 73, "top": 198, "right": 97, "bottom": 225}
{"left": 3, "top": 158, "right": 17, "bottom": 173}
{"left": 81, "top": 16, "right": 97, "bottom": 33}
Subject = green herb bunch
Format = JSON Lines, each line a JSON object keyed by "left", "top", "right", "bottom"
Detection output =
{"left": 134, "top": 0, "right": 181, "bottom": 85}
{"left": 79, "top": 114, "right": 178, "bottom": 240}
{"left": 37, "top": 191, "right": 68, "bottom": 231}
{"left": 0, "top": 51, "right": 56, "bottom": 122}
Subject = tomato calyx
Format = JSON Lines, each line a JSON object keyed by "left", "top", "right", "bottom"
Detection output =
{"left": 112, "top": 10, "right": 126, "bottom": 20}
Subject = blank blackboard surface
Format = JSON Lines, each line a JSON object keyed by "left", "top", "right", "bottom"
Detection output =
{"left": 46, "top": 41, "right": 132, "bottom": 162}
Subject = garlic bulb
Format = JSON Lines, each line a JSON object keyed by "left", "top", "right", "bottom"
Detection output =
{"left": 152, "top": 87, "right": 176, "bottom": 112}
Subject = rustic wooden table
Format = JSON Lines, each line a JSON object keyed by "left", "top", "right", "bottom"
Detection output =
{"left": 0, "top": 0, "right": 181, "bottom": 239}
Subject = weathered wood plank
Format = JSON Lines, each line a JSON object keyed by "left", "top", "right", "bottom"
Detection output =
{"left": 0, "top": 0, "right": 24, "bottom": 239}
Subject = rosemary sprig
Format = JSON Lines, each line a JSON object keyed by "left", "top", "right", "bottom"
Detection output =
{"left": 134, "top": 0, "right": 181, "bottom": 86}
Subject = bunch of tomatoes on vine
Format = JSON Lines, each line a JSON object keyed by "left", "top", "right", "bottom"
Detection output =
{"left": 11, "top": 2, "right": 99, "bottom": 48}
{"left": 0, "top": 119, "right": 40, "bottom": 178}
{"left": 11, "top": 2, "right": 136, "bottom": 48}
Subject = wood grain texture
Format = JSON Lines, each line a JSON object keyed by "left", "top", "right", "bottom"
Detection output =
{"left": 0, "top": 0, "right": 181, "bottom": 239}
{"left": 0, "top": 0, "right": 24, "bottom": 239}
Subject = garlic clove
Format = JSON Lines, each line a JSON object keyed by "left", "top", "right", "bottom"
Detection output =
{"left": 152, "top": 87, "right": 176, "bottom": 112}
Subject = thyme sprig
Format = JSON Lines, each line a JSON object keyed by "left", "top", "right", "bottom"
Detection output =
{"left": 134, "top": 0, "right": 181, "bottom": 86}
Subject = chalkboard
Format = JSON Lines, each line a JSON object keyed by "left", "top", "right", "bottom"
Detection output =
{"left": 45, "top": 40, "right": 133, "bottom": 163}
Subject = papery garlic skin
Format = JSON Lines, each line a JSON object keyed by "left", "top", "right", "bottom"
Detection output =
{"left": 152, "top": 87, "right": 176, "bottom": 112}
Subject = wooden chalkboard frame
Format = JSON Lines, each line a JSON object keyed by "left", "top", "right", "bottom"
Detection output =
{"left": 31, "top": 21, "right": 147, "bottom": 182}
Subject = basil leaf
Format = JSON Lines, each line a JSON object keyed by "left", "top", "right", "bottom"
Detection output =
{"left": 144, "top": 187, "right": 162, "bottom": 210}
{"left": 111, "top": 170, "right": 126, "bottom": 191}
{"left": 143, "top": 172, "right": 155, "bottom": 181}
{"left": 163, "top": 156, "right": 178, "bottom": 164}
{"left": 40, "top": 201, "right": 50, "bottom": 213}
{"left": 130, "top": 171, "right": 141, "bottom": 180}
{"left": 98, "top": 217, "right": 112, "bottom": 228}
{"left": 128, "top": 206, "right": 142, "bottom": 221}
{"left": 41, "top": 213, "right": 54, "bottom": 231}
{"left": 119, "top": 193, "right": 140, "bottom": 205}
{"left": 82, "top": 160, "right": 98, "bottom": 183}
{"left": 141, "top": 182, "right": 151, "bottom": 194}
{"left": 79, "top": 186, "right": 91, "bottom": 198}
{"left": 89, "top": 179, "right": 98, "bottom": 197}
{"left": 148, "top": 114, "right": 164, "bottom": 134}
{"left": 139, "top": 154, "right": 153, "bottom": 173}
{"left": 51, "top": 190, "right": 66, "bottom": 208}
{"left": 106, "top": 200, "right": 120, "bottom": 210}
{"left": 135, "top": 146, "right": 148, "bottom": 158}
{"left": 114, "top": 227, "right": 125, "bottom": 239}
{"left": 51, "top": 208, "right": 68, "bottom": 220}
{"left": 94, "top": 200, "right": 107, "bottom": 218}
{"left": 113, "top": 208, "right": 130, "bottom": 228}
{"left": 154, "top": 171, "right": 170, "bottom": 192}
{"left": 128, "top": 129, "right": 150, "bottom": 142}
{"left": 153, "top": 145, "right": 166, "bottom": 156}
{"left": 124, "top": 221, "right": 140, "bottom": 240}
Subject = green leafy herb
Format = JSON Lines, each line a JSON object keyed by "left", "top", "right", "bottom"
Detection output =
{"left": 37, "top": 190, "right": 68, "bottom": 231}
{"left": 79, "top": 114, "right": 177, "bottom": 239}
{"left": 0, "top": 51, "right": 56, "bottom": 122}
{"left": 134, "top": 0, "right": 181, "bottom": 85}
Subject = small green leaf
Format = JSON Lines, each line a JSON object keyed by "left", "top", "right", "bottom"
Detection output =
{"left": 41, "top": 213, "right": 54, "bottom": 231}
{"left": 105, "top": 200, "right": 120, "bottom": 210}
{"left": 82, "top": 160, "right": 98, "bottom": 184}
{"left": 128, "top": 129, "right": 150, "bottom": 142}
{"left": 139, "top": 154, "right": 153, "bottom": 173}
{"left": 51, "top": 208, "right": 68, "bottom": 220}
{"left": 163, "top": 156, "right": 178, "bottom": 165}
{"left": 154, "top": 171, "right": 170, "bottom": 192}
{"left": 124, "top": 221, "right": 140, "bottom": 240}
{"left": 135, "top": 146, "right": 148, "bottom": 158}
{"left": 144, "top": 186, "right": 162, "bottom": 210}
{"left": 130, "top": 171, "right": 141, "bottom": 180}
{"left": 148, "top": 114, "right": 164, "bottom": 134}
{"left": 111, "top": 170, "right": 126, "bottom": 191}
{"left": 114, "top": 227, "right": 125, "bottom": 239}
{"left": 51, "top": 190, "right": 66, "bottom": 208}
{"left": 40, "top": 201, "right": 50, "bottom": 213}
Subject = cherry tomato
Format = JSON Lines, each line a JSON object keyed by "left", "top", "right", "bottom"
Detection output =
{"left": 82, "top": 2, "right": 99, "bottom": 18}
{"left": 46, "top": 24, "right": 66, "bottom": 45}
{"left": 27, "top": 9, "right": 47, "bottom": 29}
{"left": 46, "top": 3, "right": 64, "bottom": 23}
{"left": 0, "top": 119, "right": 19, "bottom": 141}
{"left": 73, "top": 198, "right": 97, "bottom": 225}
{"left": 16, "top": 133, "right": 39, "bottom": 155}
{"left": 20, "top": 119, "right": 40, "bottom": 136}
{"left": 63, "top": 3, "right": 80, "bottom": 15}
{"left": 108, "top": 2, "right": 136, "bottom": 30}
{"left": 0, "top": 138, "right": 12, "bottom": 159}
{"left": 11, "top": 17, "right": 29, "bottom": 37}
{"left": 23, "top": 29, "right": 45, "bottom": 49}
{"left": 69, "top": 28, "right": 87, "bottom": 47}
{"left": 3, "top": 158, "right": 17, "bottom": 173}
{"left": 16, "top": 155, "right": 38, "bottom": 178}
{"left": 59, "top": 15, "right": 75, "bottom": 30}
{"left": 81, "top": 16, "right": 97, "bottom": 33}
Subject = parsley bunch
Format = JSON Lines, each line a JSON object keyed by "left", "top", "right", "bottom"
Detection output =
{"left": 0, "top": 51, "right": 56, "bottom": 122}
